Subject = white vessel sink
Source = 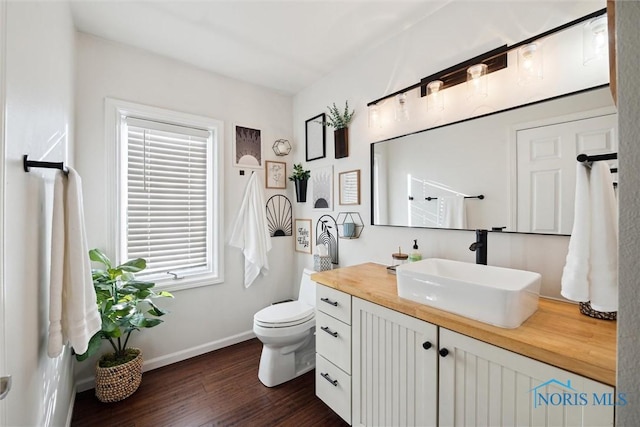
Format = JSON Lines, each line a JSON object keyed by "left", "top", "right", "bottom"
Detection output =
{"left": 396, "top": 258, "right": 541, "bottom": 328}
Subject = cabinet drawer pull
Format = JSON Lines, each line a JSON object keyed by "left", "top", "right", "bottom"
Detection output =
{"left": 422, "top": 341, "right": 432, "bottom": 350}
{"left": 321, "top": 372, "right": 338, "bottom": 386}
{"left": 321, "top": 326, "right": 339, "bottom": 337}
{"left": 439, "top": 348, "right": 449, "bottom": 357}
{"left": 320, "top": 297, "right": 338, "bottom": 306}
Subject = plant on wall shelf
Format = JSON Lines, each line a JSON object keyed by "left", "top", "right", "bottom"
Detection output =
{"left": 289, "top": 163, "right": 310, "bottom": 203}
{"left": 324, "top": 101, "right": 355, "bottom": 129}
{"left": 321, "top": 101, "right": 355, "bottom": 159}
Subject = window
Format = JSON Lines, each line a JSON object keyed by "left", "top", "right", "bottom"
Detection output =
{"left": 106, "top": 99, "right": 223, "bottom": 290}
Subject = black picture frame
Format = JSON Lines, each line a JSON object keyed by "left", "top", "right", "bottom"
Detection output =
{"left": 305, "top": 113, "right": 326, "bottom": 161}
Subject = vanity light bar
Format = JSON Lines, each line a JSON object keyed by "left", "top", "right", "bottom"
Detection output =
{"left": 365, "top": 7, "right": 607, "bottom": 108}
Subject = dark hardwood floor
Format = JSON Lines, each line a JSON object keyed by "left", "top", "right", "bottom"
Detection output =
{"left": 71, "top": 338, "right": 349, "bottom": 427}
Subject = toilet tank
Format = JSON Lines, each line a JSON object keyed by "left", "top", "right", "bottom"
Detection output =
{"left": 298, "top": 268, "right": 316, "bottom": 307}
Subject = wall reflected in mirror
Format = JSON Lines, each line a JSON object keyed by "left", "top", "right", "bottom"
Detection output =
{"left": 371, "top": 86, "right": 617, "bottom": 235}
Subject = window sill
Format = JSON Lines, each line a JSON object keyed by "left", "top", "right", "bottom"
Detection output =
{"left": 152, "top": 273, "right": 224, "bottom": 292}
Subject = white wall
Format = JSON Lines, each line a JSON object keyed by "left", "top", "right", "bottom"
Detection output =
{"left": 616, "top": 1, "right": 640, "bottom": 423}
{"left": 293, "top": 0, "right": 605, "bottom": 300}
{"left": 74, "top": 33, "right": 295, "bottom": 388}
{"left": 3, "top": 1, "right": 76, "bottom": 426}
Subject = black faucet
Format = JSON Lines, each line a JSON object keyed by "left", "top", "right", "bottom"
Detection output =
{"left": 469, "top": 229, "right": 488, "bottom": 265}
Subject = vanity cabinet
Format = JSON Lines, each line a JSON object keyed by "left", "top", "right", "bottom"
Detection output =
{"left": 439, "top": 328, "right": 614, "bottom": 427}
{"left": 315, "top": 284, "right": 615, "bottom": 427}
{"left": 352, "top": 297, "right": 438, "bottom": 427}
{"left": 315, "top": 284, "right": 352, "bottom": 424}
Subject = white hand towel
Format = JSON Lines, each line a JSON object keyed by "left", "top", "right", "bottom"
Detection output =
{"left": 48, "top": 168, "right": 101, "bottom": 358}
{"left": 561, "top": 163, "right": 591, "bottom": 302}
{"left": 588, "top": 162, "right": 618, "bottom": 312}
{"left": 438, "top": 195, "right": 467, "bottom": 229}
{"left": 229, "top": 173, "right": 272, "bottom": 287}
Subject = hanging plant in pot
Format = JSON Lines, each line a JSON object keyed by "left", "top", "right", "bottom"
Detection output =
{"left": 324, "top": 101, "right": 355, "bottom": 159}
{"left": 74, "top": 248, "right": 174, "bottom": 403}
{"left": 289, "top": 163, "right": 311, "bottom": 203}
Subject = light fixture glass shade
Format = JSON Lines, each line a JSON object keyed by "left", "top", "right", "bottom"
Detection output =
{"left": 426, "top": 80, "right": 444, "bottom": 111}
{"left": 466, "top": 63, "right": 488, "bottom": 99}
{"left": 272, "top": 139, "right": 291, "bottom": 156}
{"left": 395, "top": 93, "right": 409, "bottom": 122}
{"left": 517, "top": 43, "right": 543, "bottom": 85}
{"left": 583, "top": 15, "right": 608, "bottom": 65}
{"left": 368, "top": 104, "right": 381, "bottom": 128}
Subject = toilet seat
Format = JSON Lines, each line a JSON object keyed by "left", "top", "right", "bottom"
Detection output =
{"left": 254, "top": 301, "right": 314, "bottom": 328}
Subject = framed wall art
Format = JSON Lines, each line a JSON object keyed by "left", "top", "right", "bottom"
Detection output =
{"left": 294, "top": 219, "right": 312, "bottom": 254}
{"left": 305, "top": 113, "right": 326, "bottom": 161}
{"left": 339, "top": 169, "right": 360, "bottom": 205}
{"left": 311, "top": 165, "right": 333, "bottom": 210}
{"left": 233, "top": 125, "right": 262, "bottom": 168}
{"left": 265, "top": 160, "right": 286, "bottom": 189}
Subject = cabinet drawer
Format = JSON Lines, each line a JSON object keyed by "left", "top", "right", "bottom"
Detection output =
{"left": 316, "top": 310, "right": 351, "bottom": 374}
{"left": 316, "top": 284, "right": 351, "bottom": 324}
{"left": 316, "top": 354, "right": 351, "bottom": 424}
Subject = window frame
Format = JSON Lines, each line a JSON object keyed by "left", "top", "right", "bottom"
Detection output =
{"left": 105, "top": 98, "right": 224, "bottom": 291}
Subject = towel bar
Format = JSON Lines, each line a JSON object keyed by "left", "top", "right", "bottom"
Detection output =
{"left": 23, "top": 155, "right": 68, "bottom": 174}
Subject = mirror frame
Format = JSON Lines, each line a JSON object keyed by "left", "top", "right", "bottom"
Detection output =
{"left": 369, "top": 83, "right": 611, "bottom": 236}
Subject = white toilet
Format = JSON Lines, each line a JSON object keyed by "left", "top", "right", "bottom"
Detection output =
{"left": 253, "top": 268, "right": 316, "bottom": 387}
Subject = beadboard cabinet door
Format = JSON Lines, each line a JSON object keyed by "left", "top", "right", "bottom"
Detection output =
{"left": 352, "top": 297, "right": 438, "bottom": 427}
{"left": 439, "top": 328, "right": 615, "bottom": 427}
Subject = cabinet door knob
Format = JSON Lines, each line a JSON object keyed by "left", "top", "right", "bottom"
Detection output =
{"left": 320, "top": 297, "right": 338, "bottom": 307}
{"left": 439, "top": 348, "right": 449, "bottom": 357}
{"left": 321, "top": 326, "right": 339, "bottom": 337}
{"left": 422, "top": 341, "right": 432, "bottom": 350}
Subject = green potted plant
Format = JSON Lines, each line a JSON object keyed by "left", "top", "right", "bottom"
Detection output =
{"left": 324, "top": 101, "right": 355, "bottom": 159}
{"left": 288, "top": 163, "right": 311, "bottom": 203}
{"left": 75, "top": 248, "right": 174, "bottom": 402}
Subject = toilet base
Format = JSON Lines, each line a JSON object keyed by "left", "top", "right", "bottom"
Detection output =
{"left": 258, "top": 332, "right": 315, "bottom": 387}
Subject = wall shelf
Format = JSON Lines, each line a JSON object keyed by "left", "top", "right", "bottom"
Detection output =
{"left": 336, "top": 212, "right": 364, "bottom": 239}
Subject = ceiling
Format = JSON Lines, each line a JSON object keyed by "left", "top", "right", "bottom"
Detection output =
{"left": 70, "top": 0, "right": 452, "bottom": 95}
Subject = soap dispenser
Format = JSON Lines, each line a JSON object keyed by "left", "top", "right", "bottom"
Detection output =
{"left": 408, "top": 239, "right": 422, "bottom": 262}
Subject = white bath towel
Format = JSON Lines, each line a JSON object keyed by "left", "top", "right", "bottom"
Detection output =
{"left": 561, "top": 162, "right": 618, "bottom": 312}
{"left": 587, "top": 162, "right": 618, "bottom": 312}
{"left": 48, "top": 168, "right": 101, "bottom": 358}
{"left": 437, "top": 195, "right": 467, "bottom": 229}
{"left": 561, "top": 163, "right": 592, "bottom": 302}
{"left": 229, "top": 173, "right": 272, "bottom": 287}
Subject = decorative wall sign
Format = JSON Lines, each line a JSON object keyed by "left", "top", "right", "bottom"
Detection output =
{"left": 265, "top": 160, "right": 286, "bottom": 189}
{"left": 305, "top": 113, "right": 326, "bottom": 161}
{"left": 295, "top": 219, "right": 312, "bottom": 254}
{"left": 266, "top": 195, "right": 292, "bottom": 237}
{"left": 233, "top": 125, "right": 262, "bottom": 168}
{"left": 311, "top": 165, "right": 333, "bottom": 210}
{"left": 316, "top": 215, "right": 339, "bottom": 265}
{"left": 339, "top": 169, "right": 360, "bottom": 205}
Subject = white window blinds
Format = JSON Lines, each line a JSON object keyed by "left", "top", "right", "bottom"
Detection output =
{"left": 125, "top": 116, "right": 212, "bottom": 277}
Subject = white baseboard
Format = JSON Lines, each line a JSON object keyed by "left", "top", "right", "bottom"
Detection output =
{"left": 65, "top": 384, "right": 77, "bottom": 427}
{"left": 75, "top": 330, "right": 256, "bottom": 393}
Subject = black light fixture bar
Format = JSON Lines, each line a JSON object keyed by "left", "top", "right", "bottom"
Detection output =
{"left": 420, "top": 45, "right": 508, "bottom": 97}
{"left": 366, "top": 7, "right": 607, "bottom": 108}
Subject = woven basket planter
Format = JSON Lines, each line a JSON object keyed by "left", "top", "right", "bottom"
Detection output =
{"left": 95, "top": 349, "right": 143, "bottom": 403}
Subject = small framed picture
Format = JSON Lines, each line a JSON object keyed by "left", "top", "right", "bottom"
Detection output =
{"left": 311, "top": 165, "right": 333, "bottom": 210}
{"left": 339, "top": 169, "right": 361, "bottom": 205}
{"left": 265, "top": 161, "right": 286, "bottom": 189}
{"left": 294, "top": 219, "right": 312, "bottom": 254}
{"left": 233, "top": 125, "right": 262, "bottom": 168}
{"left": 305, "top": 113, "right": 326, "bottom": 161}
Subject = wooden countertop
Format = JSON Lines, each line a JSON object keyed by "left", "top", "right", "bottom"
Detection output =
{"left": 311, "top": 263, "right": 617, "bottom": 386}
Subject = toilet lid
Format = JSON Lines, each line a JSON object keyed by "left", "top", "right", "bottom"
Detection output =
{"left": 254, "top": 301, "right": 314, "bottom": 326}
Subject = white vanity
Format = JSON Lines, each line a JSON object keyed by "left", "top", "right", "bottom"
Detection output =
{"left": 312, "top": 263, "right": 617, "bottom": 427}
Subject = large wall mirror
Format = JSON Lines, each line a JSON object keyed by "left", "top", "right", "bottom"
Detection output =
{"left": 371, "top": 85, "right": 617, "bottom": 235}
